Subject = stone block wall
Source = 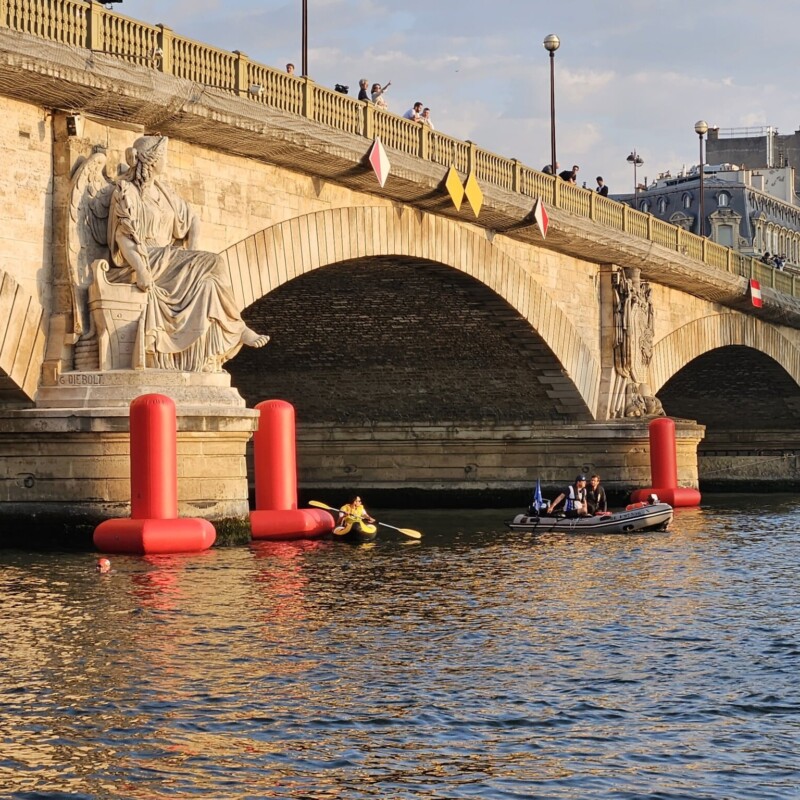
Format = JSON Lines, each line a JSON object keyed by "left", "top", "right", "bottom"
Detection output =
{"left": 0, "top": 97, "right": 53, "bottom": 304}
{"left": 231, "top": 257, "right": 584, "bottom": 425}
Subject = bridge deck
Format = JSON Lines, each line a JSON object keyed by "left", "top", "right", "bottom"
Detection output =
{"left": 0, "top": 1, "right": 797, "bottom": 324}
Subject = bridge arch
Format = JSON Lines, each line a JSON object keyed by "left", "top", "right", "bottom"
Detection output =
{"left": 221, "top": 206, "right": 601, "bottom": 417}
{"left": 650, "top": 312, "right": 800, "bottom": 392}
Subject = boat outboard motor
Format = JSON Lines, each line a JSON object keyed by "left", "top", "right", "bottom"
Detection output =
{"left": 527, "top": 499, "right": 550, "bottom": 516}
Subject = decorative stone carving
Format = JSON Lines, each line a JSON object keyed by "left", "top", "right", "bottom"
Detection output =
{"left": 89, "top": 260, "right": 148, "bottom": 370}
{"left": 611, "top": 268, "right": 664, "bottom": 419}
{"left": 67, "top": 135, "right": 269, "bottom": 372}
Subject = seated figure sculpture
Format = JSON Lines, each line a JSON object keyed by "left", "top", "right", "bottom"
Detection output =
{"left": 68, "top": 134, "right": 268, "bottom": 372}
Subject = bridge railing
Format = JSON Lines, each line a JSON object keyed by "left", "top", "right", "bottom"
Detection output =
{"left": 4, "top": 0, "right": 797, "bottom": 300}
{"left": 429, "top": 133, "right": 471, "bottom": 174}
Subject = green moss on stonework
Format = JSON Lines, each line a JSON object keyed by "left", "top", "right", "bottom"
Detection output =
{"left": 211, "top": 516, "right": 252, "bottom": 547}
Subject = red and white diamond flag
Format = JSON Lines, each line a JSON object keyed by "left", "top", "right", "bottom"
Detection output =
{"left": 533, "top": 197, "right": 548, "bottom": 239}
{"left": 368, "top": 137, "right": 390, "bottom": 188}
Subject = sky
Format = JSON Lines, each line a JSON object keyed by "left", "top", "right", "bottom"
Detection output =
{"left": 127, "top": 0, "right": 800, "bottom": 193}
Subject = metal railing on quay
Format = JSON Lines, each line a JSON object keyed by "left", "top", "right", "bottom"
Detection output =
{"left": 4, "top": 0, "right": 793, "bottom": 301}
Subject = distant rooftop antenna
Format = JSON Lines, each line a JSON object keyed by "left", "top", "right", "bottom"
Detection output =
{"left": 767, "top": 127, "right": 775, "bottom": 168}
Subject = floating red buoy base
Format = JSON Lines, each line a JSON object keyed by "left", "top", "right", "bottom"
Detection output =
{"left": 250, "top": 508, "right": 333, "bottom": 541}
{"left": 94, "top": 516, "right": 216, "bottom": 555}
{"left": 629, "top": 486, "right": 701, "bottom": 508}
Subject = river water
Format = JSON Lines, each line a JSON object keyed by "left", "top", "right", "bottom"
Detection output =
{"left": 1, "top": 495, "right": 798, "bottom": 800}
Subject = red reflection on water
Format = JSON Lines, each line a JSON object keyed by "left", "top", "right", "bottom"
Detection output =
{"left": 131, "top": 552, "right": 214, "bottom": 611}
{"left": 250, "top": 538, "right": 329, "bottom": 560}
{"left": 249, "top": 539, "right": 329, "bottom": 626}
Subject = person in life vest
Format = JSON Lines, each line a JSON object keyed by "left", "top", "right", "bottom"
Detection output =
{"left": 547, "top": 475, "right": 590, "bottom": 517}
{"left": 338, "top": 496, "right": 375, "bottom": 526}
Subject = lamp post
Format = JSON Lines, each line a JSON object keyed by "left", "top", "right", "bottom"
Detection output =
{"left": 543, "top": 34, "right": 560, "bottom": 175}
{"left": 627, "top": 150, "right": 644, "bottom": 204}
{"left": 301, "top": 0, "right": 308, "bottom": 77}
{"left": 695, "top": 119, "right": 708, "bottom": 236}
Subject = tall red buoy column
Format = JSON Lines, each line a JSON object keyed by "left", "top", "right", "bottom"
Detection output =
{"left": 94, "top": 394, "right": 216, "bottom": 554}
{"left": 630, "top": 417, "right": 701, "bottom": 507}
{"left": 250, "top": 400, "right": 333, "bottom": 540}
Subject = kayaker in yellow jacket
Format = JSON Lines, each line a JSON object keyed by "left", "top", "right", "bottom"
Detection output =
{"left": 339, "top": 496, "right": 375, "bottom": 524}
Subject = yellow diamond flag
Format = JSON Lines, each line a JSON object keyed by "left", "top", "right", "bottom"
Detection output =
{"left": 464, "top": 172, "right": 483, "bottom": 218}
{"left": 445, "top": 166, "right": 464, "bottom": 212}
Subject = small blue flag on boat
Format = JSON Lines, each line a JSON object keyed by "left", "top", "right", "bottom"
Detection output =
{"left": 533, "top": 478, "right": 544, "bottom": 512}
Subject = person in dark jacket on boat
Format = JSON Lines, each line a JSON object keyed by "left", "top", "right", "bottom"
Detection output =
{"left": 586, "top": 474, "right": 608, "bottom": 514}
{"left": 547, "top": 475, "right": 589, "bottom": 517}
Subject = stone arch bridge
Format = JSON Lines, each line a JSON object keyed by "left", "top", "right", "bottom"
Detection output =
{"left": 1, "top": 7, "right": 800, "bottom": 538}
{"left": 218, "top": 205, "right": 800, "bottom": 496}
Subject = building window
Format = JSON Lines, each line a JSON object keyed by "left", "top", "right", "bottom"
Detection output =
{"left": 657, "top": 197, "right": 667, "bottom": 215}
{"left": 682, "top": 193, "right": 692, "bottom": 209}
{"left": 640, "top": 199, "right": 650, "bottom": 213}
{"left": 718, "top": 224, "right": 734, "bottom": 247}
{"left": 718, "top": 192, "right": 730, "bottom": 207}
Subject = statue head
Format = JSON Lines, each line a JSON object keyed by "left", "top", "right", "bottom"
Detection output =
{"left": 132, "top": 135, "right": 168, "bottom": 164}
{"left": 125, "top": 135, "right": 169, "bottom": 185}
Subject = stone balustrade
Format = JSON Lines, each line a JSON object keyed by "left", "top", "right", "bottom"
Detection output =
{"left": 1, "top": 0, "right": 796, "bottom": 298}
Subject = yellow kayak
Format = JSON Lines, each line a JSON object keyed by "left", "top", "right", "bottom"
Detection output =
{"left": 333, "top": 518, "right": 378, "bottom": 543}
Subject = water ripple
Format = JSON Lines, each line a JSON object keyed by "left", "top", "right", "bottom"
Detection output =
{"left": 1, "top": 497, "right": 799, "bottom": 798}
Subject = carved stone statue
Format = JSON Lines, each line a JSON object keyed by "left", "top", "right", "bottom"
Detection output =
{"left": 610, "top": 268, "right": 664, "bottom": 418}
{"left": 68, "top": 135, "right": 268, "bottom": 372}
{"left": 639, "top": 383, "right": 664, "bottom": 416}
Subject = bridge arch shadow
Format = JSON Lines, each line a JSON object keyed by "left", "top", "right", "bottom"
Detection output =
{"left": 651, "top": 313, "right": 800, "bottom": 392}
{"left": 221, "top": 206, "right": 601, "bottom": 422}
{"left": 653, "top": 313, "right": 800, "bottom": 434}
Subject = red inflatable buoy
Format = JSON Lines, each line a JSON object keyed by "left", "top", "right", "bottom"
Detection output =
{"left": 249, "top": 400, "right": 333, "bottom": 541}
{"left": 630, "top": 417, "right": 702, "bottom": 508}
{"left": 93, "top": 394, "right": 217, "bottom": 554}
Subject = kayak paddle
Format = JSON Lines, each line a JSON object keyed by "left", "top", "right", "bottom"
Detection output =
{"left": 308, "top": 500, "right": 422, "bottom": 539}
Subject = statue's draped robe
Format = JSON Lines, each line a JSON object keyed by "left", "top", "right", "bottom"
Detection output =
{"left": 108, "top": 178, "right": 246, "bottom": 371}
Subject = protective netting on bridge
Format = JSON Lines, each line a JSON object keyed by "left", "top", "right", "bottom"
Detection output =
{"left": 0, "top": 26, "right": 311, "bottom": 142}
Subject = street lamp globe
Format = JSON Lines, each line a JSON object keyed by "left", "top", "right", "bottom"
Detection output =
{"left": 626, "top": 151, "right": 643, "bottom": 167}
{"left": 627, "top": 150, "right": 644, "bottom": 200}
{"left": 543, "top": 34, "right": 560, "bottom": 52}
{"left": 694, "top": 120, "right": 709, "bottom": 136}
